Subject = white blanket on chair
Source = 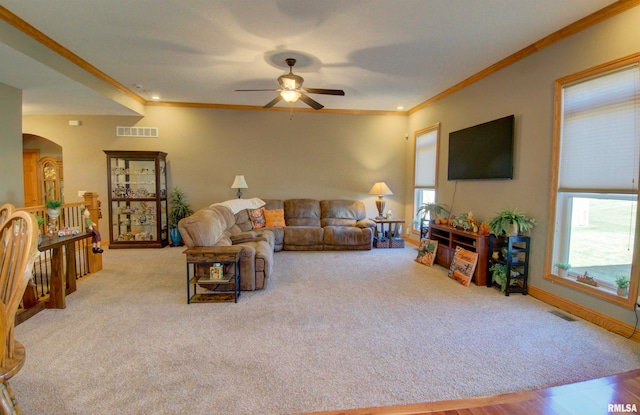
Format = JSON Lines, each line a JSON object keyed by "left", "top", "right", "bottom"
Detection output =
{"left": 210, "top": 198, "right": 265, "bottom": 214}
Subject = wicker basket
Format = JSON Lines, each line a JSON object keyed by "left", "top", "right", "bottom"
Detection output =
{"left": 374, "top": 237, "right": 389, "bottom": 248}
{"left": 390, "top": 237, "right": 405, "bottom": 248}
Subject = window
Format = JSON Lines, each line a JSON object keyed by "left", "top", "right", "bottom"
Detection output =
{"left": 547, "top": 54, "right": 639, "bottom": 309}
{"left": 412, "top": 124, "right": 440, "bottom": 232}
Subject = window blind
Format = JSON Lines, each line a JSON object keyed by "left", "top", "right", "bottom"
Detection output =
{"left": 559, "top": 64, "right": 639, "bottom": 193}
{"left": 415, "top": 129, "right": 437, "bottom": 187}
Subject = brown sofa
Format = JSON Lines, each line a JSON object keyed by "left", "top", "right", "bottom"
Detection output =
{"left": 178, "top": 198, "right": 375, "bottom": 291}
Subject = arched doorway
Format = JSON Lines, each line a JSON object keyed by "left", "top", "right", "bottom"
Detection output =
{"left": 22, "top": 134, "right": 63, "bottom": 207}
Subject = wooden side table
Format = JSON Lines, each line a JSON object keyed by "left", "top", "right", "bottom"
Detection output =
{"left": 184, "top": 247, "right": 241, "bottom": 303}
{"left": 371, "top": 218, "right": 405, "bottom": 248}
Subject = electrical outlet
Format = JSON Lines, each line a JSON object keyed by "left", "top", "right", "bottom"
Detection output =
{"left": 637, "top": 295, "right": 640, "bottom": 306}
{"left": 77, "top": 190, "right": 86, "bottom": 198}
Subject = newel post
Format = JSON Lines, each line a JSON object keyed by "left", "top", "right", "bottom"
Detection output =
{"left": 83, "top": 192, "right": 103, "bottom": 272}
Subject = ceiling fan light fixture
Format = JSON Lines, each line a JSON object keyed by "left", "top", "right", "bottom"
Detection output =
{"left": 237, "top": 58, "right": 344, "bottom": 110}
{"left": 281, "top": 90, "right": 301, "bottom": 103}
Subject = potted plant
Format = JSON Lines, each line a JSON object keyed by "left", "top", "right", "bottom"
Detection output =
{"left": 45, "top": 200, "right": 62, "bottom": 233}
{"left": 45, "top": 199, "right": 62, "bottom": 217}
{"left": 168, "top": 187, "right": 193, "bottom": 246}
{"left": 488, "top": 208, "right": 536, "bottom": 236}
{"left": 614, "top": 275, "right": 630, "bottom": 297}
{"left": 416, "top": 202, "right": 449, "bottom": 224}
{"left": 555, "top": 262, "right": 571, "bottom": 277}
{"left": 490, "top": 263, "right": 507, "bottom": 292}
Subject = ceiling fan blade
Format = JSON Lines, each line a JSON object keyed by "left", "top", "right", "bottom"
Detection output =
{"left": 264, "top": 95, "right": 283, "bottom": 108}
{"left": 235, "top": 89, "right": 279, "bottom": 92}
{"left": 299, "top": 93, "right": 324, "bottom": 110}
{"left": 304, "top": 88, "right": 345, "bottom": 96}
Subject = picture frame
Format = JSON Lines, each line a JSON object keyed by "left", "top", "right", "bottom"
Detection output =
{"left": 448, "top": 247, "right": 478, "bottom": 287}
{"left": 210, "top": 263, "right": 224, "bottom": 279}
{"left": 416, "top": 238, "right": 438, "bottom": 266}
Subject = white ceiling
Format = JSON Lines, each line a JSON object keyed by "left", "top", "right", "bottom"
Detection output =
{"left": 0, "top": 0, "right": 617, "bottom": 115}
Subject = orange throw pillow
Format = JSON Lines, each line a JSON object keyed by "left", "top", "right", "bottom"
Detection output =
{"left": 264, "top": 209, "right": 286, "bottom": 227}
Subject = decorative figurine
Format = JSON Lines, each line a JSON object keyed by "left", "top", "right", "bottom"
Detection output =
{"left": 83, "top": 208, "right": 103, "bottom": 254}
{"left": 576, "top": 271, "right": 598, "bottom": 287}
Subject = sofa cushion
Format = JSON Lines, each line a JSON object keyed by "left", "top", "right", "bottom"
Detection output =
{"left": 323, "top": 217, "right": 357, "bottom": 227}
{"left": 256, "top": 229, "right": 276, "bottom": 248}
{"left": 320, "top": 199, "right": 366, "bottom": 227}
{"left": 284, "top": 226, "right": 324, "bottom": 250}
{"left": 324, "top": 226, "right": 373, "bottom": 250}
{"left": 234, "top": 239, "right": 273, "bottom": 290}
{"left": 285, "top": 199, "right": 321, "bottom": 227}
{"left": 233, "top": 209, "right": 253, "bottom": 233}
{"left": 263, "top": 199, "right": 285, "bottom": 211}
{"left": 230, "top": 231, "right": 258, "bottom": 244}
{"left": 178, "top": 205, "right": 235, "bottom": 247}
{"left": 252, "top": 239, "right": 274, "bottom": 289}
{"left": 266, "top": 226, "right": 284, "bottom": 251}
{"left": 264, "top": 209, "right": 286, "bottom": 227}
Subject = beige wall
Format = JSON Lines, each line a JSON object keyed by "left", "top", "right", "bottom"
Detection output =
{"left": 406, "top": 6, "right": 640, "bottom": 324}
{"left": 21, "top": 108, "right": 409, "bottom": 232}
{"left": 0, "top": 82, "right": 23, "bottom": 206}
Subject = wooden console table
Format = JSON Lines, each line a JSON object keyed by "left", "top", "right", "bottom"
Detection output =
{"left": 427, "top": 223, "right": 489, "bottom": 286}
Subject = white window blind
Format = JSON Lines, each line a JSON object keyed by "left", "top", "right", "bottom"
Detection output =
{"left": 560, "top": 64, "right": 639, "bottom": 193}
{"left": 415, "top": 129, "right": 437, "bottom": 187}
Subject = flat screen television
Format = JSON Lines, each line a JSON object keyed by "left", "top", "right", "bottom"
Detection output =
{"left": 447, "top": 115, "right": 515, "bottom": 180}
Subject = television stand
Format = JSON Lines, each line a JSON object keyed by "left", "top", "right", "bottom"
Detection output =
{"left": 427, "top": 223, "right": 489, "bottom": 286}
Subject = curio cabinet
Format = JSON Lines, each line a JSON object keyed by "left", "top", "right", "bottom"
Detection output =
{"left": 104, "top": 151, "right": 168, "bottom": 248}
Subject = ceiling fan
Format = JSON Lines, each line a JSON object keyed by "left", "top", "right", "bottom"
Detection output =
{"left": 235, "top": 58, "right": 345, "bottom": 110}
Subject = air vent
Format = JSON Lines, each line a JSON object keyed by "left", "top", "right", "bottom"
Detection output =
{"left": 116, "top": 126, "right": 158, "bottom": 138}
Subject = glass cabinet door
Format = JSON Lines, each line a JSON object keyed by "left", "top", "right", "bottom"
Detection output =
{"left": 105, "top": 151, "right": 168, "bottom": 248}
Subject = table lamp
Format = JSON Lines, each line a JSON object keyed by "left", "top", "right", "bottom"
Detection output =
{"left": 368, "top": 182, "right": 393, "bottom": 219}
{"left": 231, "top": 175, "right": 248, "bottom": 199}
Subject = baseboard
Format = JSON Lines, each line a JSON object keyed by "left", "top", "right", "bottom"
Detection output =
{"left": 405, "top": 235, "right": 419, "bottom": 246}
{"left": 528, "top": 285, "right": 640, "bottom": 344}
{"left": 16, "top": 301, "right": 45, "bottom": 326}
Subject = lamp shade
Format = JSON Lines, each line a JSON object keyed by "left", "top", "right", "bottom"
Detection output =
{"left": 368, "top": 182, "right": 393, "bottom": 196}
{"left": 231, "top": 175, "right": 248, "bottom": 189}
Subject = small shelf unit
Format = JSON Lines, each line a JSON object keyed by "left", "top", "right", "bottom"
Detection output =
{"left": 487, "top": 235, "right": 530, "bottom": 296}
{"left": 185, "top": 248, "right": 241, "bottom": 303}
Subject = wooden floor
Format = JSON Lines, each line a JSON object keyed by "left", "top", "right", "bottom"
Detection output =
{"left": 302, "top": 369, "right": 640, "bottom": 415}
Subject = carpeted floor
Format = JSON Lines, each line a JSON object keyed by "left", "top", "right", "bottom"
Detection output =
{"left": 12, "top": 246, "right": 640, "bottom": 414}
